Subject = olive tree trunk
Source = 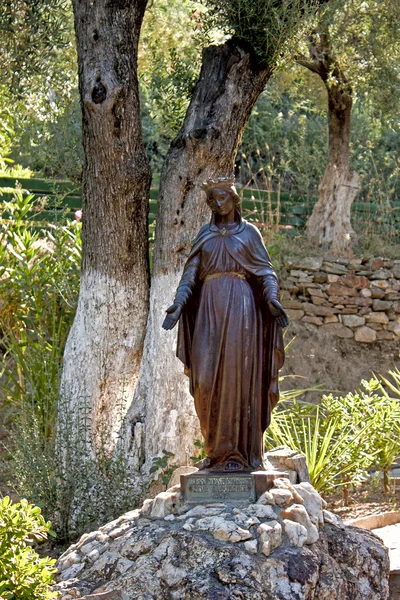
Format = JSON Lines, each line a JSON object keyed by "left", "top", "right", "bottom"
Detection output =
{"left": 59, "top": 0, "right": 151, "bottom": 456}
{"left": 306, "top": 79, "right": 359, "bottom": 250}
{"left": 123, "top": 42, "right": 271, "bottom": 474}
{"left": 299, "top": 35, "right": 360, "bottom": 251}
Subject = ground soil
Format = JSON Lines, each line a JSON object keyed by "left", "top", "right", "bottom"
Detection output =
{"left": 281, "top": 320, "right": 400, "bottom": 400}
{"left": 325, "top": 484, "right": 400, "bottom": 521}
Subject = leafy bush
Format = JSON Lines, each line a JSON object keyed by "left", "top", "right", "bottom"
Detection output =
{"left": 266, "top": 379, "right": 400, "bottom": 501}
{"left": 0, "top": 187, "right": 81, "bottom": 431}
{"left": 0, "top": 496, "right": 56, "bottom": 600}
{"left": 1, "top": 188, "right": 143, "bottom": 540}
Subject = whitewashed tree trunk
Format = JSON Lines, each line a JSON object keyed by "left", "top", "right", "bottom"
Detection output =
{"left": 124, "top": 43, "right": 271, "bottom": 475}
{"left": 306, "top": 80, "right": 359, "bottom": 251}
{"left": 59, "top": 0, "right": 151, "bottom": 457}
{"left": 299, "top": 34, "right": 360, "bottom": 251}
{"left": 307, "top": 165, "right": 359, "bottom": 252}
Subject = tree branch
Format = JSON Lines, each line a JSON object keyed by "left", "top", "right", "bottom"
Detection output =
{"left": 295, "top": 58, "right": 322, "bottom": 76}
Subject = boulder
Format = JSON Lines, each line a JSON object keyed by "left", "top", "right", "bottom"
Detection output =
{"left": 55, "top": 479, "right": 390, "bottom": 600}
{"left": 265, "top": 446, "right": 310, "bottom": 484}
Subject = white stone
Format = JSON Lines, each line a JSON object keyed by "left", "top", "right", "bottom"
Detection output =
{"left": 108, "top": 522, "right": 133, "bottom": 540}
{"left": 58, "top": 552, "right": 81, "bottom": 572}
{"left": 120, "top": 509, "right": 141, "bottom": 522}
{"left": 80, "top": 541, "right": 99, "bottom": 556}
{"left": 150, "top": 490, "right": 181, "bottom": 519}
{"left": 232, "top": 509, "right": 260, "bottom": 527}
{"left": 283, "top": 520, "right": 308, "bottom": 547}
{"left": 139, "top": 498, "right": 153, "bottom": 517}
{"left": 272, "top": 478, "right": 305, "bottom": 504}
{"left": 269, "top": 488, "right": 293, "bottom": 506}
{"left": 178, "top": 505, "right": 225, "bottom": 520}
{"left": 192, "top": 516, "right": 253, "bottom": 543}
{"left": 295, "top": 483, "right": 325, "bottom": 525}
{"left": 281, "top": 504, "right": 319, "bottom": 544}
{"left": 323, "top": 510, "right": 345, "bottom": 529}
{"left": 87, "top": 549, "right": 100, "bottom": 562}
{"left": 257, "top": 520, "right": 282, "bottom": 556}
{"left": 244, "top": 504, "right": 276, "bottom": 519}
{"left": 100, "top": 516, "right": 125, "bottom": 534}
{"left": 256, "top": 490, "right": 275, "bottom": 505}
{"left": 244, "top": 539, "right": 258, "bottom": 554}
{"left": 59, "top": 562, "right": 85, "bottom": 581}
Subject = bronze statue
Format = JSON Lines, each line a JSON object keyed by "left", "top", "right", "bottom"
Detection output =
{"left": 162, "top": 176, "right": 288, "bottom": 473}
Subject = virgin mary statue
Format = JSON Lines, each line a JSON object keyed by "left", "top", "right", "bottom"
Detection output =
{"left": 162, "top": 176, "right": 288, "bottom": 472}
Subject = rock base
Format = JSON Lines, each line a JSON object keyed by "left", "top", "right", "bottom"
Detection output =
{"left": 55, "top": 477, "right": 390, "bottom": 600}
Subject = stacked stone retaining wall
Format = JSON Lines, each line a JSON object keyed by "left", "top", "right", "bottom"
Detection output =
{"left": 280, "top": 256, "right": 400, "bottom": 342}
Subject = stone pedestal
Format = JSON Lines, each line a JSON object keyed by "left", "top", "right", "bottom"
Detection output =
{"left": 181, "top": 470, "right": 288, "bottom": 504}
{"left": 55, "top": 474, "right": 390, "bottom": 600}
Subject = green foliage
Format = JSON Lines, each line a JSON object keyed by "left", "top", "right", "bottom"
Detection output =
{"left": 203, "top": 0, "right": 319, "bottom": 69}
{"left": 266, "top": 379, "right": 400, "bottom": 499}
{"left": 0, "top": 496, "right": 56, "bottom": 600}
{"left": 310, "top": 0, "right": 400, "bottom": 114}
{"left": 190, "top": 439, "right": 207, "bottom": 464}
{"left": 369, "top": 371, "right": 400, "bottom": 492}
{"left": 150, "top": 451, "right": 178, "bottom": 487}
{"left": 0, "top": 188, "right": 80, "bottom": 430}
{"left": 9, "top": 413, "right": 143, "bottom": 541}
{"left": 0, "top": 187, "right": 144, "bottom": 540}
{"left": 0, "top": 1, "right": 79, "bottom": 178}
{"left": 0, "top": 0, "right": 72, "bottom": 94}
{"left": 139, "top": 0, "right": 205, "bottom": 168}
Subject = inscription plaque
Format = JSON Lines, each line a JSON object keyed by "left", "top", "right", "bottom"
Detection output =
{"left": 181, "top": 470, "right": 288, "bottom": 504}
{"left": 185, "top": 474, "right": 255, "bottom": 503}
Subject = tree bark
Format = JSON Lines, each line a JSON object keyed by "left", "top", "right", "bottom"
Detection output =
{"left": 124, "top": 42, "right": 271, "bottom": 474}
{"left": 299, "top": 34, "right": 360, "bottom": 251}
{"left": 59, "top": 0, "right": 151, "bottom": 455}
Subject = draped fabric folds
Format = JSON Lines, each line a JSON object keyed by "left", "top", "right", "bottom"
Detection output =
{"left": 174, "top": 219, "right": 284, "bottom": 471}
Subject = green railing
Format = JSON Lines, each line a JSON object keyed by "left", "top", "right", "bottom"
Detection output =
{"left": 1, "top": 176, "right": 399, "bottom": 238}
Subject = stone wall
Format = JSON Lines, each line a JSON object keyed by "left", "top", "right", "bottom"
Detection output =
{"left": 280, "top": 256, "right": 400, "bottom": 342}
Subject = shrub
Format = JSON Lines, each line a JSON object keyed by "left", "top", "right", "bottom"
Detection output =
{"left": 266, "top": 379, "right": 400, "bottom": 501}
{"left": 0, "top": 187, "right": 80, "bottom": 433}
{"left": 0, "top": 496, "right": 56, "bottom": 600}
{"left": 1, "top": 190, "right": 143, "bottom": 540}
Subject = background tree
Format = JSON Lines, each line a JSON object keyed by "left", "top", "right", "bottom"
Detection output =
{"left": 297, "top": 0, "right": 400, "bottom": 250}
{"left": 0, "top": 0, "right": 73, "bottom": 164}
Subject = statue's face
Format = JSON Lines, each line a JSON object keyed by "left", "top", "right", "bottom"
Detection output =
{"left": 207, "top": 188, "right": 235, "bottom": 216}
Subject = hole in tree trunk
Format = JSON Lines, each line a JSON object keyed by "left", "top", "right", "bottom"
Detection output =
{"left": 92, "top": 81, "right": 107, "bottom": 104}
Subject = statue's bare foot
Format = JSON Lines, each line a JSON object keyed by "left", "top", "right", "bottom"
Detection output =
{"left": 223, "top": 460, "right": 245, "bottom": 472}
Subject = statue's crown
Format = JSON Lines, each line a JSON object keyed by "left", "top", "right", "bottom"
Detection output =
{"left": 201, "top": 175, "right": 236, "bottom": 193}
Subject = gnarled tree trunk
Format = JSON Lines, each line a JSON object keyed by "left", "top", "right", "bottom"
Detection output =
{"left": 299, "top": 34, "right": 360, "bottom": 252}
{"left": 123, "top": 42, "right": 271, "bottom": 474}
{"left": 59, "top": 0, "right": 151, "bottom": 456}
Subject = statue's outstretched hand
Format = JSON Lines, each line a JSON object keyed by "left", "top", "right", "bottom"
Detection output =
{"left": 267, "top": 299, "right": 289, "bottom": 328}
{"left": 162, "top": 303, "right": 182, "bottom": 330}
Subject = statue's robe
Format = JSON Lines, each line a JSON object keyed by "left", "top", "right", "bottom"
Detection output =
{"left": 175, "top": 218, "right": 284, "bottom": 470}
